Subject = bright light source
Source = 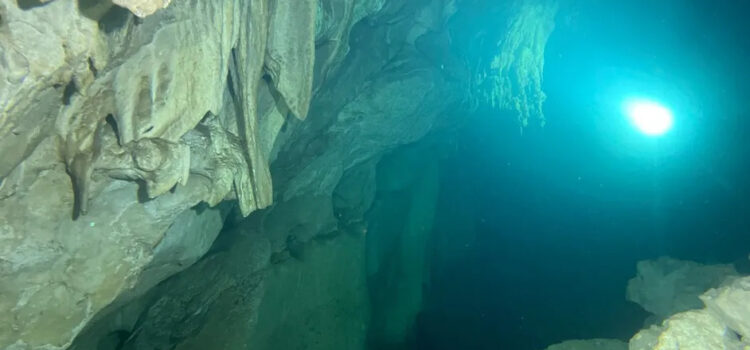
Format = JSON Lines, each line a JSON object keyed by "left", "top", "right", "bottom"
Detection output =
{"left": 624, "top": 99, "right": 674, "bottom": 136}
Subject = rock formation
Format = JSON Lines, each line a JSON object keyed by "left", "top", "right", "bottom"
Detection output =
{"left": 0, "top": 0, "right": 558, "bottom": 349}
{"left": 702, "top": 276, "right": 750, "bottom": 342}
{"left": 629, "top": 309, "right": 746, "bottom": 350}
{"left": 545, "top": 338, "right": 628, "bottom": 350}
{"left": 626, "top": 257, "right": 739, "bottom": 319}
{"left": 549, "top": 258, "right": 750, "bottom": 350}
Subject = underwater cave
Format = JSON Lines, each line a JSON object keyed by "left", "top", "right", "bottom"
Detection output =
{"left": 1, "top": 1, "right": 749, "bottom": 350}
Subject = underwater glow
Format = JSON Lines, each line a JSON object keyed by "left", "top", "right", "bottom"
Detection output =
{"left": 624, "top": 99, "right": 674, "bottom": 136}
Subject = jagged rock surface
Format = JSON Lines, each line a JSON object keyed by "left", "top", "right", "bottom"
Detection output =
{"left": 112, "top": 0, "right": 172, "bottom": 17}
{"left": 702, "top": 276, "right": 750, "bottom": 342}
{"left": 246, "top": 234, "right": 369, "bottom": 350}
{"left": 479, "top": 1, "right": 557, "bottom": 126}
{"left": 0, "top": 0, "right": 557, "bottom": 349}
{"left": 557, "top": 260, "right": 749, "bottom": 350}
{"left": 545, "top": 339, "right": 628, "bottom": 350}
{"left": 626, "top": 257, "right": 738, "bottom": 318}
{"left": 0, "top": 0, "right": 326, "bottom": 347}
{"left": 629, "top": 310, "right": 747, "bottom": 350}
{"left": 366, "top": 143, "right": 441, "bottom": 346}
{"left": 628, "top": 268, "right": 750, "bottom": 350}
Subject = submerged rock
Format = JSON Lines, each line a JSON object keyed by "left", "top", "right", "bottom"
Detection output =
{"left": 545, "top": 338, "right": 628, "bottom": 350}
{"left": 112, "top": 0, "right": 172, "bottom": 17}
{"left": 626, "top": 257, "right": 738, "bottom": 318}
{"left": 628, "top": 310, "right": 746, "bottom": 350}
{"left": 628, "top": 266, "right": 750, "bottom": 350}
{"left": 0, "top": 0, "right": 559, "bottom": 348}
{"left": 701, "top": 276, "right": 750, "bottom": 341}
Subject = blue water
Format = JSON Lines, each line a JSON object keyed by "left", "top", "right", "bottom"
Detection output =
{"left": 413, "top": 1, "right": 750, "bottom": 349}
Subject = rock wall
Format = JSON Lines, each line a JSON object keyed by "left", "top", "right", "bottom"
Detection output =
{"left": 0, "top": 0, "right": 386, "bottom": 347}
{"left": 626, "top": 257, "right": 739, "bottom": 319}
{"left": 545, "top": 339, "right": 628, "bottom": 350}
{"left": 246, "top": 234, "right": 369, "bottom": 350}
{"left": 366, "top": 143, "right": 441, "bottom": 347}
{"left": 0, "top": 0, "right": 558, "bottom": 348}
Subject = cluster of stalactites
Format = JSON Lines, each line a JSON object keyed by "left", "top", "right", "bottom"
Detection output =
{"left": 0, "top": 0, "right": 318, "bottom": 219}
{"left": 476, "top": 0, "right": 557, "bottom": 128}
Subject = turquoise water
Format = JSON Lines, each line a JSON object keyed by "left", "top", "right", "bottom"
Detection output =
{"left": 411, "top": 1, "right": 750, "bottom": 349}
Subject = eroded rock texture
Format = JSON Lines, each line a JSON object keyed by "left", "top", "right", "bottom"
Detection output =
{"left": 702, "top": 276, "right": 750, "bottom": 342}
{"left": 112, "top": 0, "right": 172, "bottom": 18}
{"left": 626, "top": 257, "right": 738, "bottom": 318}
{"left": 0, "top": 0, "right": 558, "bottom": 349}
{"left": 553, "top": 258, "right": 750, "bottom": 350}
{"left": 1, "top": 0, "right": 321, "bottom": 347}
{"left": 545, "top": 338, "right": 628, "bottom": 350}
{"left": 628, "top": 269, "right": 750, "bottom": 350}
{"left": 629, "top": 310, "right": 748, "bottom": 350}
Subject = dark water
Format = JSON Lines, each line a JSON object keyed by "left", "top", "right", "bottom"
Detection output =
{"left": 412, "top": 1, "right": 750, "bottom": 349}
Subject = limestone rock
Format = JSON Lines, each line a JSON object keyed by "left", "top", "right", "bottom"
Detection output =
{"left": 112, "top": 0, "right": 172, "bottom": 17}
{"left": 702, "top": 276, "right": 750, "bottom": 341}
{"left": 0, "top": 0, "right": 558, "bottom": 349}
{"left": 627, "top": 262, "right": 750, "bottom": 350}
{"left": 279, "top": 57, "right": 458, "bottom": 200}
{"left": 245, "top": 234, "right": 369, "bottom": 350}
{"left": 119, "top": 230, "right": 270, "bottom": 350}
{"left": 629, "top": 325, "right": 662, "bottom": 350}
{"left": 265, "top": 0, "right": 316, "bottom": 120}
{"left": 0, "top": 0, "right": 103, "bottom": 180}
{"left": 0, "top": 0, "right": 314, "bottom": 347}
{"left": 628, "top": 310, "right": 746, "bottom": 350}
{"left": 0, "top": 136, "right": 217, "bottom": 350}
{"left": 311, "top": 0, "right": 387, "bottom": 93}
{"left": 116, "top": 204, "right": 229, "bottom": 302}
{"left": 626, "top": 257, "right": 738, "bottom": 318}
{"left": 545, "top": 338, "right": 628, "bottom": 350}
{"left": 260, "top": 194, "right": 338, "bottom": 253}
{"left": 480, "top": 0, "right": 558, "bottom": 126}
{"left": 366, "top": 144, "right": 441, "bottom": 345}
{"left": 332, "top": 159, "right": 378, "bottom": 230}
